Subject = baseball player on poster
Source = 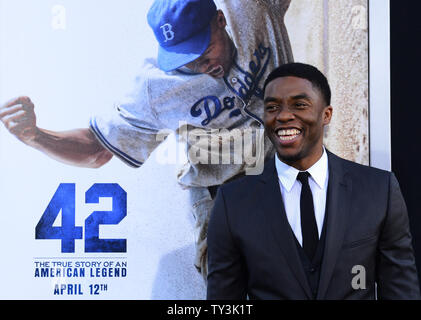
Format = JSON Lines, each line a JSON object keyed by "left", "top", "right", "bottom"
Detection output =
{"left": 0, "top": 0, "right": 293, "bottom": 280}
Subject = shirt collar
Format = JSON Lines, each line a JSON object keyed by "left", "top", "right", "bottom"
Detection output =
{"left": 275, "top": 147, "right": 329, "bottom": 192}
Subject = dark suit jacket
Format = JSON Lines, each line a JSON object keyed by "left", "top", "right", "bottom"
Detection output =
{"left": 207, "top": 151, "right": 421, "bottom": 299}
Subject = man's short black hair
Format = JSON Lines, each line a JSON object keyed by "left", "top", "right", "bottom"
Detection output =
{"left": 263, "top": 62, "right": 331, "bottom": 106}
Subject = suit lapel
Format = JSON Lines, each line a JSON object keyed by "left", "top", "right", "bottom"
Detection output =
{"left": 258, "top": 158, "right": 313, "bottom": 299}
{"left": 316, "top": 151, "right": 352, "bottom": 299}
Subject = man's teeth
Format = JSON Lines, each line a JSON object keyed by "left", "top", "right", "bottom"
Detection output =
{"left": 278, "top": 129, "right": 301, "bottom": 136}
{"left": 277, "top": 129, "right": 301, "bottom": 140}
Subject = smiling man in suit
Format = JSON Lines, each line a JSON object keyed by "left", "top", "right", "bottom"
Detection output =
{"left": 206, "top": 62, "right": 421, "bottom": 300}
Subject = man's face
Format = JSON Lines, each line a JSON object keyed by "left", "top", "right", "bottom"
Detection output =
{"left": 264, "top": 76, "right": 333, "bottom": 170}
{"left": 184, "top": 10, "right": 234, "bottom": 78}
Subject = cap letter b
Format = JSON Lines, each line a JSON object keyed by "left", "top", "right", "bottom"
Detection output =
{"left": 161, "top": 23, "right": 175, "bottom": 42}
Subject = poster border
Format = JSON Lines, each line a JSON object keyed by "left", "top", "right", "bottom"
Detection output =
{"left": 368, "top": 0, "right": 391, "bottom": 171}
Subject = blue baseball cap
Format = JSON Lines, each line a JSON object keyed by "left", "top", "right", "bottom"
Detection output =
{"left": 147, "top": 0, "right": 217, "bottom": 72}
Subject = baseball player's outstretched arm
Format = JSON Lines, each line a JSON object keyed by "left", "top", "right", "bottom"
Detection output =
{"left": 0, "top": 96, "right": 113, "bottom": 168}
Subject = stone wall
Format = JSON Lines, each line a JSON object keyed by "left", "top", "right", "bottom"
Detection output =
{"left": 285, "top": 0, "right": 369, "bottom": 164}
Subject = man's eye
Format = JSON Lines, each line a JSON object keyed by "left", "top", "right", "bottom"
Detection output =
{"left": 294, "top": 102, "right": 308, "bottom": 108}
{"left": 265, "top": 105, "right": 278, "bottom": 111}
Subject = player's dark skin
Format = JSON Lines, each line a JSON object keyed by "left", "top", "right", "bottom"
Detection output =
{"left": 185, "top": 10, "right": 235, "bottom": 79}
{"left": 0, "top": 11, "right": 236, "bottom": 167}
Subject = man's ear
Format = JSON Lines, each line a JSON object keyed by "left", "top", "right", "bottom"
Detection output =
{"left": 323, "top": 106, "right": 333, "bottom": 125}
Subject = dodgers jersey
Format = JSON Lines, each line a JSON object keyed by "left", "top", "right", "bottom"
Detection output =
{"left": 90, "top": 0, "right": 294, "bottom": 188}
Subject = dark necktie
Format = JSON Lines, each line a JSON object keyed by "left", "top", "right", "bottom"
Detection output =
{"left": 297, "top": 171, "right": 319, "bottom": 260}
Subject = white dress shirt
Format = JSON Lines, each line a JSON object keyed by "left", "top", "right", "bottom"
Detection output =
{"left": 274, "top": 148, "right": 329, "bottom": 246}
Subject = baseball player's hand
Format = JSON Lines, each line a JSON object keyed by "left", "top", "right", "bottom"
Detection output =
{"left": 0, "top": 96, "right": 38, "bottom": 144}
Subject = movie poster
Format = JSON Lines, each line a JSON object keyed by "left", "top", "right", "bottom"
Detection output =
{"left": 0, "top": 0, "right": 375, "bottom": 300}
